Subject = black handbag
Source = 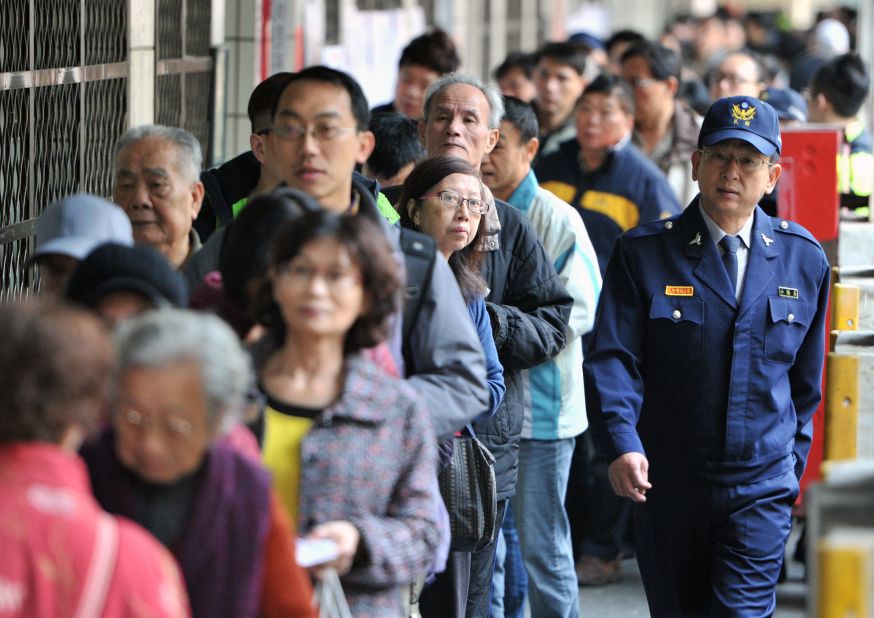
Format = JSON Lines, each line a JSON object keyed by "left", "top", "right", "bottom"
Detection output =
{"left": 438, "top": 424, "right": 497, "bottom": 552}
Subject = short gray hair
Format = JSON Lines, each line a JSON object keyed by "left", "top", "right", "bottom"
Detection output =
{"left": 113, "top": 309, "right": 251, "bottom": 432}
{"left": 113, "top": 124, "right": 202, "bottom": 186}
{"left": 423, "top": 73, "right": 505, "bottom": 130}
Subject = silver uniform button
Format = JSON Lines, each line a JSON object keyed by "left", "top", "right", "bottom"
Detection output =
{"left": 672, "top": 309, "right": 682, "bottom": 320}
{"left": 665, "top": 221, "right": 674, "bottom": 230}
{"left": 780, "top": 221, "right": 789, "bottom": 229}
{"left": 788, "top": 313, "right": 795, "bottom": 322}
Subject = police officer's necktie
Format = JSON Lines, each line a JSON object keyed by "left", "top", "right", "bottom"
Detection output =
{"left": 720, "top": 235, "right": 741, "bottom": 292}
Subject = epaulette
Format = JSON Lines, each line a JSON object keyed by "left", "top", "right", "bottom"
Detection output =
{"left": 624, "top": 214, "right": 683, "bottom": 240}
{"left": 771, "top": 217, "right": 821, "bottom": 246}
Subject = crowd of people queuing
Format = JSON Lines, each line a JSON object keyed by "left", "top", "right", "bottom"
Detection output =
{"left": 1, "top": 3, "right": 867, "bottom": 617}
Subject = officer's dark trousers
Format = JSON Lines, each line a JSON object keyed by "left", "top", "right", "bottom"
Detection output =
{"left": 634, "top": 463, "right": 797, "bottom": 618}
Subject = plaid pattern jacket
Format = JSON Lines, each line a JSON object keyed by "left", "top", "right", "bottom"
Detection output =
{"left": 296, "top": 353, "right": 440, "bottom": 617}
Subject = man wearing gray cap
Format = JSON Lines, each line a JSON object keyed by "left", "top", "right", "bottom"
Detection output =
{"left": 586, "top": 96, "right": 831, "bottom": 616}
{"left": 28, "top": 193, "right": 133, "bottom": 298}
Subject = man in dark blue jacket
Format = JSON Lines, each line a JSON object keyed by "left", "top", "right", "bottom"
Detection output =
{"left": 535, "top": 73, "right": 682, "bottom": 273}
{"left": 586, "top": 96, "right": 830, "bottom": 617}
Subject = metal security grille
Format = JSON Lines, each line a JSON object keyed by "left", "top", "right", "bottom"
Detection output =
{"left": 0, "top": 0, "right": 128, "bottom": 298}
{"left": 155, "top": 0, "right": 214, "bottom": 160}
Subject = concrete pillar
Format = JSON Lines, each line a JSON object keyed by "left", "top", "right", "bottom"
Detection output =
{"left": 519, "top": 0, "right": 538, "bottom": 51}
{"left": 128, "top": 0, "right": 155, "bottom": 126}
{"left": 223, "top": 0, "right": 263, "bottom": 158}
{"left": 488, "top": 0, "right": 508, "bottom": 79}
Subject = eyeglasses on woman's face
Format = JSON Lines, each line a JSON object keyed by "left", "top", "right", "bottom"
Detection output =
{"left": 420, "top": 189, "right": 489, "bottom": 214}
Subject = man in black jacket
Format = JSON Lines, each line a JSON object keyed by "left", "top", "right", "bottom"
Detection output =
{"left": 420, "top": 73, "right": 574, "bottom": 618}
{"left": 194, "top": 72, "right": 294, "bottom": 241}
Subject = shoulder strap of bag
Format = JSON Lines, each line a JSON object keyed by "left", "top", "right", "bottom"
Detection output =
{"left": 399, "top": 228, "right": 438, "bottom": 367}
{"left": 75, "top": 513, "right": 119, "bottom": 618}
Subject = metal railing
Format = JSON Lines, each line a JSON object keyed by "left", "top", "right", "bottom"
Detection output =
{"left": 0, "top": 0, "right": 215, "bottom": 298}
{"left": 155, "top": 0, "right": 214, "bottom": 162}
{"left": 0, "top": 0, "right": 128, "bottom": 298}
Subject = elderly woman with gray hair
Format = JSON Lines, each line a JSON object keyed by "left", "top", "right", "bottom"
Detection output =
{"left": 80, "top": 309, "right": 316, "bottom": 618}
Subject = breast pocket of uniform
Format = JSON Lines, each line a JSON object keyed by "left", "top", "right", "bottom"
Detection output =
{"left": 764, "top": 296, "right": 811, "bottom": 365}
{"left": 648, "top": 296, "right": 704, "bottom": 357}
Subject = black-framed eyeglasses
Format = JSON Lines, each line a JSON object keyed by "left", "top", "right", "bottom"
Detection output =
{"left": 420, "top": 190, "right": 490, "bottom": 214}
{"left": 697, "top": 149, "right": 774, "bottom": 172}
{"left": 258, "top": 124, "right": 358, "bottom": 142}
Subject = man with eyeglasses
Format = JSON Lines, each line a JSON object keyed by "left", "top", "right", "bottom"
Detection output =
{"left": 620, "top": 40, "right": 701, "bottom": 208}
{"left": 256, "top": 66, "right": 490, "bottom": 434}
{"left": 709, "top": 51, "right": 767, "bottom": 102}
{"left": 185, "top": 72, "right": 401, "bottom": 286}
{"left": 253, "top": 67, "right": 495, "bottom": 615}
{"left": 193, "top": 72, "right": 295, "bottom": 241}
{"left": 586, "top": 95, "right": 831, "bottom": 617}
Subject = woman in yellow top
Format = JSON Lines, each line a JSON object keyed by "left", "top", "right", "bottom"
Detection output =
{"left": 254, "top": 210, "right": 440, "bottom": 617}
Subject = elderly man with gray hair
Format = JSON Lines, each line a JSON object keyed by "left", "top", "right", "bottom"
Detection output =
{"left": 418, "top": 73, "right": 575, "bottom": 618}
{"left": 112, "top": 125, "right": 205, "bottom": 269}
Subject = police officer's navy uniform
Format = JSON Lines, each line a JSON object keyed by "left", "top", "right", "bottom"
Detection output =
{"left": 586, "top": 97, "right": 831, "bottom": 617}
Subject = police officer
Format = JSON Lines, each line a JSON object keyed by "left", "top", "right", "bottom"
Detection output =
{"left": 586, "top": 96, "right": 830, "bottom": 617}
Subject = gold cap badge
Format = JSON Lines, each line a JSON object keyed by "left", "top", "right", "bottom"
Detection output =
{"left": 731, "top": 102, "right": 756, "bottom": 127}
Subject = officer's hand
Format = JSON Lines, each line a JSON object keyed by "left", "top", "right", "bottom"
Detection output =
{"left": 608, "top": 452, "right": 652, "bottom": 503}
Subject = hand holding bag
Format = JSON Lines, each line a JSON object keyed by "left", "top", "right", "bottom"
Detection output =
{"left": 438, "top": 424, "right": 497, "bottom": 552}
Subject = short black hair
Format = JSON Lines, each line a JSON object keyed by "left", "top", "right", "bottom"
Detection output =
{"left": 534, "top": 41, "right": 588, "bottom": 75}
{"left": 274, "top": 66, "right": 371, "bottom": 130}
{"left": 580, "top": 73, "right": 635, "bottom": 115}
{"left": 810, "top": 53, "right": 870, "bottom": 118}
{"left": 605, "top": 29, "right": 646, "bottom": 55}
{"left": 620, "top": 40, "right": 680, "bottom": 81}
{"left": 398, "top": 29, "right": 460, "bottom": 75}
{"left": 501, "top": 96, "right": 539, "bottom": 143}
{"left": 219, "top": 188, "right": 319, "bottom": 310}
{"left": 366, "top": 112, "right": 426, "bottom": 182}
{"left": 494, "top": 51, "right": 535, "bottom": 81}
{"left": 248, "top": 72, "right": 295, "bottom": 133}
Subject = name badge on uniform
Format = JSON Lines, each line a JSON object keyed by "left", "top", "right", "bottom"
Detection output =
{"left": 665, "top": 286, "right": 694, "bottom": 296}
{"left": 778, "top": 287, "right": 799, "bottom": 299}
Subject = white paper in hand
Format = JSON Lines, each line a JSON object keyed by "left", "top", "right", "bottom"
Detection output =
{"left": 296, "top": 537, "right": 340, "bottom": 567}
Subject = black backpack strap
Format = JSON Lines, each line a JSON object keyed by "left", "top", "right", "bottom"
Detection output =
{"left": 399, "top": 228, "right": 437, "bottom": 367}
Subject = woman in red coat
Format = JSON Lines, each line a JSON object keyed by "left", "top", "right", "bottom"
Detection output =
{"left": 0, "top": 300, "right": 189, "bottom": 618}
